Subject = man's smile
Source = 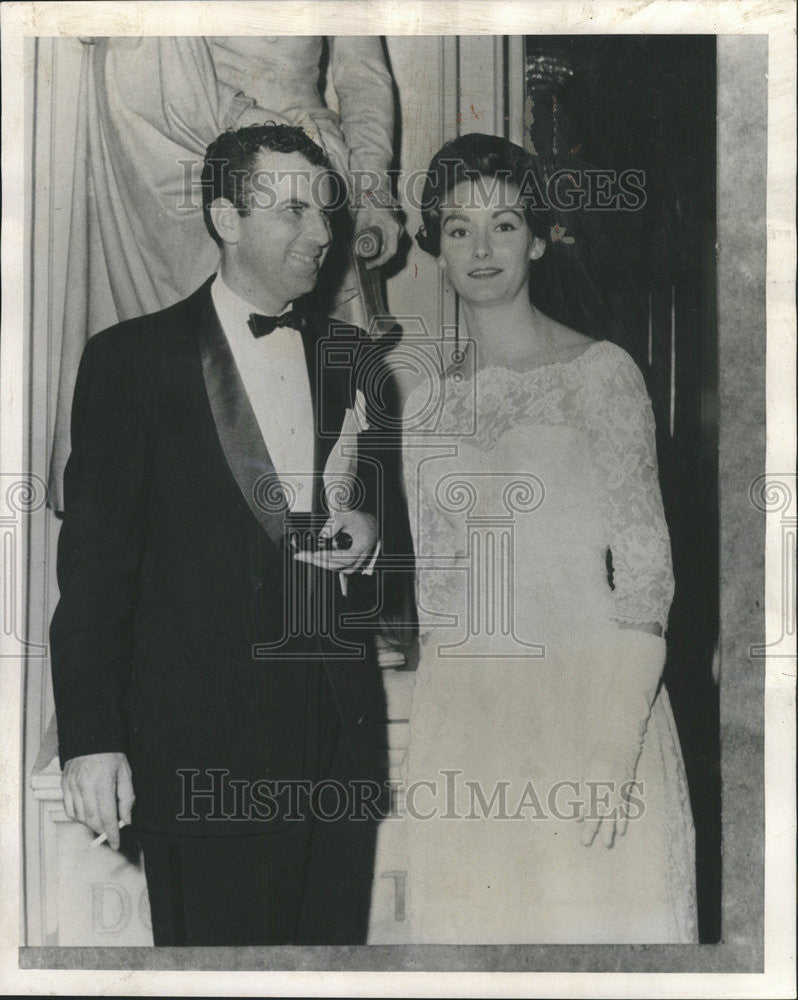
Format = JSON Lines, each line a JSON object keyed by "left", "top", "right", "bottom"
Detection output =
{"left": 289, "top": 250, "right": 322, "bottom": 266}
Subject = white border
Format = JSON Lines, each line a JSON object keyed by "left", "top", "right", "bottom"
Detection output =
{"left": 1, "top": 2, "right": 795, "bottom": 996}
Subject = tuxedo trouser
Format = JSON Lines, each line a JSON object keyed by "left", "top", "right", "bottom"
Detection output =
{"left": 135, "top": 653, "right": 383, "bottom": 945}
{"left": 137, "top": 774, "right": 382, "bottom": 946}
{"left": 138, "top": 822, "right": 313, "bottom": 946}
{"left": 137, "top": 646, "right": 333, "bottom": 947}
{"left": 297, "top": 761, "right": 382, "bottom": 945}
{"left": 297, "top": 699, "right": 387, "bottom": 943}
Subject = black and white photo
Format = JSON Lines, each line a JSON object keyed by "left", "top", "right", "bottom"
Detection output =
{"left": 0, "top": 1, "right": 794, "bottom": 995}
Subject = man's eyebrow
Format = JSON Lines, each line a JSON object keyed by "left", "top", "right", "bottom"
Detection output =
{"left": 280, "top": 197, "right": 333, "bottom": 211}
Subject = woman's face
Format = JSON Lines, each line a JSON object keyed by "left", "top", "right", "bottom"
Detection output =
{"left": 438, "top": 178, "right": 535, "bottom": 306}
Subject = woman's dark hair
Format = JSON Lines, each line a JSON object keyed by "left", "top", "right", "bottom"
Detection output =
{"left": 201, "top": 123, "right": 338, "bottom": 245}
{"left": 416, "top": 133, "right": 549, "bottom": 256}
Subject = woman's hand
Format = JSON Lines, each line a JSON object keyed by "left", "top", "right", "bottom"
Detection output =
{"left": 578, "top": 739, "right": 642, "bottom": 849}
{"left": 578, "top": 626, "right": 666, "bottom": 848}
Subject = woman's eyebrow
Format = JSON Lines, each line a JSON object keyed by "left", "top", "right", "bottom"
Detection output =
{"left": 442, "top": 207, "right": 523, "bottom": 223}
{"left": 442, "top": 210, "right": 471, "bottom": 224}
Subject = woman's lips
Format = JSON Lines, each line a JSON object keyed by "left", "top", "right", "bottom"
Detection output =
{"left": 468, "top": 267, "right": 503, "bottom": 278}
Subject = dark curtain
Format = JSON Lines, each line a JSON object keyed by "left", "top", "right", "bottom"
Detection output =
{"left": 523, "top": 35, "right": 720, "bottom": 942}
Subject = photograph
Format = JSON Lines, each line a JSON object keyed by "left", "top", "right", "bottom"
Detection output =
{"left": 0, "top": 2, "right": 794, "bottom": 996}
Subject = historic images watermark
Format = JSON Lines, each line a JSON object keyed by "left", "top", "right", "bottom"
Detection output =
{"left": 178, "top": 163, "right": 648, "bottom": 215}
{"left": 748, "top": 473, "right": 796, "bottom": 658}
{"left": 175, "top": 768, "right": 646, "bottom": 825}
{"left": 0, "top": 473, "right": 48, "bottom": 658}
{"left": 248, "top": 321, "right": 553, "bottom": 661}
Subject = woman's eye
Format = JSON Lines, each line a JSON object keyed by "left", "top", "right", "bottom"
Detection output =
{"left": 446, "top": 227, "right": 469, "bottom": 238}
{"left": 496, "top": 221, "right": 518, "bottom": 232}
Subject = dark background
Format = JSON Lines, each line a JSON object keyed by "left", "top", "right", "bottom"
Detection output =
{"left": 521, "top": 35, "right": 720, "bottom": 943}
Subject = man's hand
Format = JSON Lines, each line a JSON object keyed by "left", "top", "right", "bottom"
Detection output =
{"left": 61, "top": 752, "right": 134, "bottom": 850}
{"left": 354, "top": 201, "right": 402, "bottom": 269}
{"left": 293, "top": 509, "right": 378, "bottom": 574}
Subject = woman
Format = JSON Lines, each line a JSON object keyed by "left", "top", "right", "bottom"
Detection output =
{"left": 400, "top": 133, "right": 697, "bottom": 943}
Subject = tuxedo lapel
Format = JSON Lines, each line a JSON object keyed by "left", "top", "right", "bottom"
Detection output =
{"left": 190, "top": 280, "right": 288, "bottom": 549}
{"left": 300, "top": 314, "right": 350, "bottom": 515}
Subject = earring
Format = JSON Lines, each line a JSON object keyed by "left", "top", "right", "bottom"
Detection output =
{"left": 529, "top": 237, "right": 546, "bottom": 261}
{"left": 438, "top": 257, "right": 446, "bottom": 270}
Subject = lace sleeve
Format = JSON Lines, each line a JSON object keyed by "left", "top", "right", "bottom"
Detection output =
{"left": 583, "top": 344, "right": 675, "bottom": 633}
{"left": 402, "top": 385, "right": 467, "bottom": 633}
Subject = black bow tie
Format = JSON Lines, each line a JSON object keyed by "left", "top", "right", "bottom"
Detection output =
{"left": 248, "top": 309, "right": 306, "bottom": 338}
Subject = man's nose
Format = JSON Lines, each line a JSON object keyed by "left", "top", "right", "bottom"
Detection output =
{"left": 307, "top": 210, "right": 331, "bottom": 247}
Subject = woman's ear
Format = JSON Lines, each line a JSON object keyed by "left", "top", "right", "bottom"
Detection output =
{"left": 209, "top": 198, "right": 241, "bottom": 246}
{"left": 529, "top": 236, "right": 547, "bottom": 261}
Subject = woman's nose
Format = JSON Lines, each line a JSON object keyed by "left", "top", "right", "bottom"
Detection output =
{"left": 473, "top": 232, "right": 491, "bottom": 258}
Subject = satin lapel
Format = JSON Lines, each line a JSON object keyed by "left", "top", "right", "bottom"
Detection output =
{"left": 301, "top": 314, "right": 349, "bottom": 515}
{"left": 190, "top": 282, "right": 287, "bottom": 548}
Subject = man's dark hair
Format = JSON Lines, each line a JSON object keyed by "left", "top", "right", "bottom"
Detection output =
{"left": 201, "top": 123, "right": 336, "bottom": 245}
{"left": 416, "top": 132, "right": 549, "bottom": 255}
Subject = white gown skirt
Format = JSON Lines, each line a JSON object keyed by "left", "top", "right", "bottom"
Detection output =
{"left": 403, "top": 635, "right": 697, "bottom": 944}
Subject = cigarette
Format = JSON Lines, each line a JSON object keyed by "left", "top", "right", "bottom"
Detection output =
{"left": 87, "top": 819, "right": 126, "bottom": 849}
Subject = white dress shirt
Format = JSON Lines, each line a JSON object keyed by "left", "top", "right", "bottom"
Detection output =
{"left": 211, "top": 274, "right": 315, "bottom": 512}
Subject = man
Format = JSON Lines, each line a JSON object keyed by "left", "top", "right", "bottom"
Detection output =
{"left": 50, "top": 124, "right": 391, "bottom": 946}
{"left": 48, "top": 35, "right": 401, "bottom": 511}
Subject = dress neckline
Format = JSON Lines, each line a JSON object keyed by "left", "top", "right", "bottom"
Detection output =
{"left": 450, "top": 338, "right": 606, "bottom": 383}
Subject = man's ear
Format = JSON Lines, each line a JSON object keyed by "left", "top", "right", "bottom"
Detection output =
{"left": 529, "top": 235, "right": 547, "bottom": 261}
{"left": 209, "top": 198, "right": 241, "bottom": 246}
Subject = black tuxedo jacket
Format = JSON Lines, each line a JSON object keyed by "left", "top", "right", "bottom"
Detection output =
{"left": 50, "top": 277, "right": 392, "bottom": 834}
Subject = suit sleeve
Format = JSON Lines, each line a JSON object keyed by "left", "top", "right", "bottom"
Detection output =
{"left": 353, "top": 334, "right": 418, "bottom": 654}
{"left": 352, "top": 334, "right": 389, "bottom": 519}
{"left": 50, "top": 333, "right": 150, "bottom": 766}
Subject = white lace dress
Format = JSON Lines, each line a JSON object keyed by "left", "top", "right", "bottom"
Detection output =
{"left": 400, "top": 340, "right": 697, "bottom": 943}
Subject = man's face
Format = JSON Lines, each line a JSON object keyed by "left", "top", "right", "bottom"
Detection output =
{"left": 229, "top": 148, "right": 333, "bottom": 312}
